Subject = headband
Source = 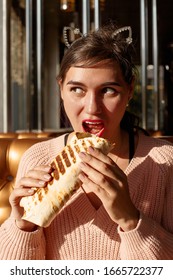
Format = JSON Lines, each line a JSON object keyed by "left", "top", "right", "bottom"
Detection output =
{"left": 63, "top": 25, "right": 133, "bottom": 48}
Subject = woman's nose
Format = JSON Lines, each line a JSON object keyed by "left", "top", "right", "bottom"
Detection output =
{"left": 84, "top": 92, "right": 102, "bottom": 114}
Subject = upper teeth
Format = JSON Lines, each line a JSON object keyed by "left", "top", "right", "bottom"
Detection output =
{"left": 85, "top": 121, "right": 102, "bottom": 125}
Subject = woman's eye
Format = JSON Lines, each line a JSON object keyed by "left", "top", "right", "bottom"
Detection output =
{"left": 70, "top": 87, "right": 84, "bottom": 95}
{"left": 102, "top": 87, "right": 117, "bottom": 95}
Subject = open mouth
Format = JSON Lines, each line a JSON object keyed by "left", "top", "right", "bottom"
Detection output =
{"left": 82, "top": 120, "right": 105, "bottom": 136}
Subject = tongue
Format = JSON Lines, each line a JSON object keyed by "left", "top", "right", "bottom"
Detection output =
{"left": 83, "top": 123, "right": 104, "bottom": 134}
{"left": 89, "top": 127, "right": 101, "bottom": 134}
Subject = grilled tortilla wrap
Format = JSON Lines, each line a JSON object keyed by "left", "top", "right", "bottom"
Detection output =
{"left": 20, "top": 132, "right": 114, "bottom": 227}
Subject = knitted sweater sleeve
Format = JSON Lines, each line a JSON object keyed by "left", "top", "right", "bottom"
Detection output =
{"left": 0, "top": 217, "right": 46, "bottom": 260}
{"left": 118, "top": 142, "right": 173, "bottom": 260}
{"left": 0, "top": 137, "right": 64, "bottom": 260}
{"left": 118, "top": 213, "right": 173, "bottom": 259}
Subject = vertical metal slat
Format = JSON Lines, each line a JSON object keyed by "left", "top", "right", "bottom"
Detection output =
{"left": 37, "top": 0, "right": 43, "bottom": 131}
{"left": 82, "top": 0, "right": 90, "bottom": 34}
{"left": 140, "top": 0, "right": 148, "bottom": 129}
{"left": 2, "top": 0, "right": 11, "bottom": 132}
{"left": 152, "top": 0, "right": 159, "bottom": 130}
{"left": 94, "top": 0, "right": 100, "bottom": 30}
{"left": 26, "top": 0, "right": 33, "bottom": 131}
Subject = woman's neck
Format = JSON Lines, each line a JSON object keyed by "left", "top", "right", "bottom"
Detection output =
{"left": 109, "top": 129, "right": 131, "bottom": 171}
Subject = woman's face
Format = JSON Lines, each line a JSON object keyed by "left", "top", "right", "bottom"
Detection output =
{"left": 59, "top": 61, "right": 134, "bottom": 143}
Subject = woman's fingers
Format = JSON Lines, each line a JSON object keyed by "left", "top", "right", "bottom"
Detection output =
{"left": 10, "top": 164, "right": 52, "bottom": 212}
{"left": 10, "top": 165, "right": 52, "bottom": 202}
{"left": 9, "top": 164, "right": 53, "bottom": 230}
{"left": 79, "top": 171, "right": 109, "bottom": 204}
{"left": 9, "top": 187, "right": 35, "bottom": 205}
{"left": 78, "top": 147, "right": 124, "bottom": 193}
{"left": 15, "top": 165, "right": 52, "bottom": 189}
{"left": 78, "top": 147, "right": 139, "bottom": 230}
{"left": 79, "top": 148, "right": 115, "bottom": 176}
{"left": 79, "top": 161, "right": 113, "bottom": 189}
{"left": 84, "top": 146, "right": 114, "bottom": 165}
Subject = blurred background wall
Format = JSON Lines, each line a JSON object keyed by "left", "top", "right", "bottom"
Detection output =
{"left": 0, "top": 0, "right": 173, "bottom": 135}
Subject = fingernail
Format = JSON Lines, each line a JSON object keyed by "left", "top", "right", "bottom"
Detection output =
{"left": 79, "top": 152, "right": 86, "bottom": 158}
{"left": 39, "top": 181, "right": 46, "bottom": 186}
{"left": 88, "top": 146, "right": 95, "bottom": 153}
{"left": 28, "top": 189, "right": 35, "bottom": 194}
{"left": 44, "top": 166, "right": 52, "bottom": 172}
{"left": 79, "top": 162, "right": 86, "bottom": 168}
{"left": 78, "top": 172, "right": 86, "bottom": 180}
{"left": 44, "top": 174, "right": 51, "bottom": 180}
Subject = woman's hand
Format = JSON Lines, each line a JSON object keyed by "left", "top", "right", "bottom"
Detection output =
{"left": 9, "top": 165, "right": 52, "bottom": 231}
{"left": 78, "top": 147, "right": 139, "bottom": 232}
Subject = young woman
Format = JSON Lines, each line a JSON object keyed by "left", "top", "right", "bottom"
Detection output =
{"left": 0, "top": 23, "right": 173, "bottom": 260}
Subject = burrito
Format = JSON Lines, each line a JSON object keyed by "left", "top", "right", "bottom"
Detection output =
{"left": 20, "top": 132, "right": 114, "bottom": 227}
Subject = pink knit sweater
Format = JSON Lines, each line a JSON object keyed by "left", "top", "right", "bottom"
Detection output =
{"left": 0, "top": 133, "right": 173, "bottom": 260}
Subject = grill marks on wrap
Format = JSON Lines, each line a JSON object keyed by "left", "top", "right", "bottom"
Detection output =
{"left": 20, "top": 133, "right": 113, "bottom": 227}
{"left": 51, "top": 162, "right": 59, "bottom": 181}
{"left": 56, "top": 155, "right": 66, "bottom": 175}
{"left": 62, "top": 150, "right": 71, "bottom": 167}
{"left": 51, "top": 145, "right": 76, "bottom": 177}
{"left": 51, "top": 140, "right": 90, "bottom": 180}
{"left": 67, "top": 145, "right": 76, "bottom": 163}
{"left": 32, "top": 138, "right": 99, "bottom": 204}
{"left": 49, "top": 148, "right": 73, "bottom": 182}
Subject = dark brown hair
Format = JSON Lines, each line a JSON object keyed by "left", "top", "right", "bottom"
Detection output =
{"left": 57, "top": 23, "right": 137, "bottom": 83}
{"left": 57, "top": 22, "right": 140, "bottom": 132}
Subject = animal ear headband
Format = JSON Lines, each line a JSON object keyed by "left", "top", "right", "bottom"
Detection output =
{"left": 112, "top": 26, "right": 132, "bottom": 44}
{"left": 63, "top": 27, "right": 83, "bottom": 48}
{"left": 63, "top": 25, "right": 133, "bottom": 48}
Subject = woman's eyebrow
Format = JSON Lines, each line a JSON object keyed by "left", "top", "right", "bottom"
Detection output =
{"left": 66, "top": 80, "right": 84, "bottom": 86}
{"left": 66, "top": 81, "right": 121, "bottom": 86}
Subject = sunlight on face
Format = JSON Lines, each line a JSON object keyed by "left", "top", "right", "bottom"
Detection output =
{"left": 59, "top": 61, "right": 134, "bottom": 142}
